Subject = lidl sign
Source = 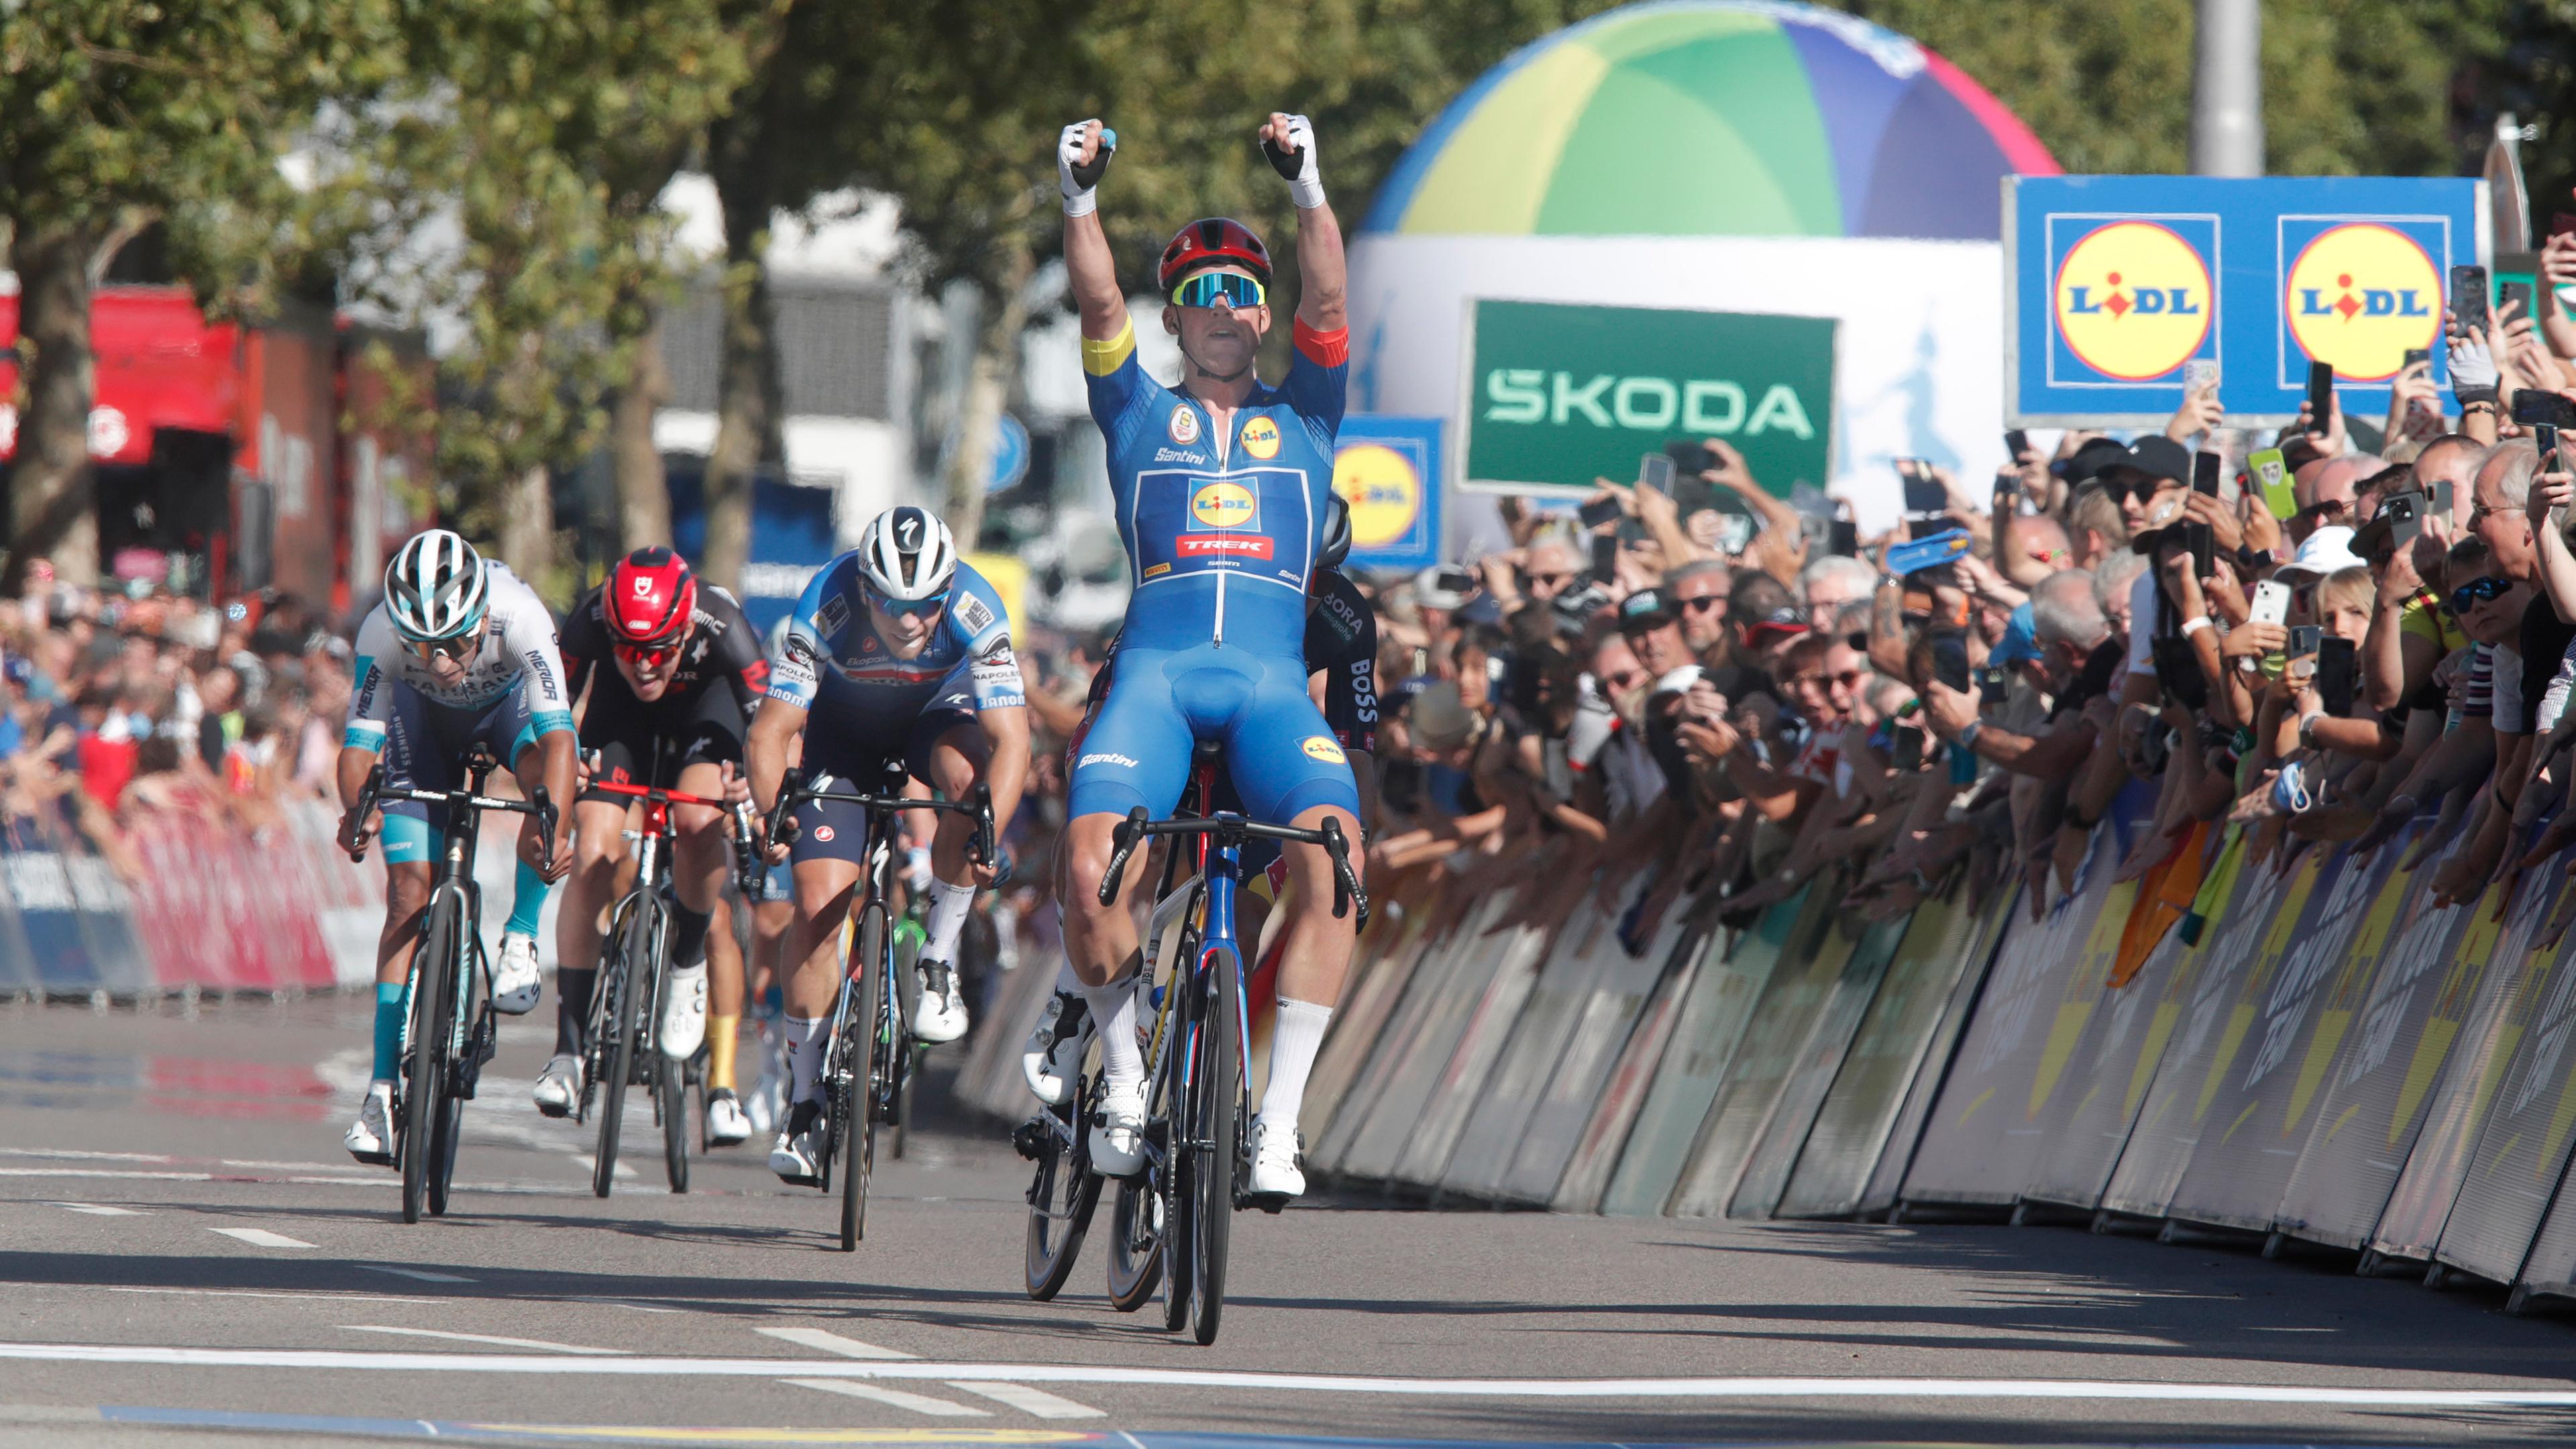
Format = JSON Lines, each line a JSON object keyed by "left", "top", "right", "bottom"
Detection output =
{"left": 2008, "top": 176, "right": 2485, "bottom": 426}
{"left": 1332, "top": 415, "right": 1442, "bottom": 570}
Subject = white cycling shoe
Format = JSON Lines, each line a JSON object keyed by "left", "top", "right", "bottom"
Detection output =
{"left": 1020, "top": 990, "right": 1091, "bottom": 1107}
{"left": 912, "top": 960, "right": 968, "bottom": 1044}
{"left": 705, "top": 1088, "right": 751, "bottom": 1147}
{"left": 659, "top": 963, "right": 708, "bottom": 1059}
{"left": 343, "top": 1081, "right": 396, "bottom": 1167}
{"left": 1246, "top": 1116, "right": 1305, "bottom": 1204}
{"left": 531, "top": 1053, "right": 584, "bottom": 1118}
{"left": 769, "top": 1099, "right": 826, "bottom": 1185}
{"left": 1089, "top": 1078, "right": 1148, "bottom": 1178}
{"left": 490, "top": 933, "right": 542, "bottom": 1016}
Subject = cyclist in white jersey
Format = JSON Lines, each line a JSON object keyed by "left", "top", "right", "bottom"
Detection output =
{"left": 335, "top": 531, "right": 577, "bottom": 1163}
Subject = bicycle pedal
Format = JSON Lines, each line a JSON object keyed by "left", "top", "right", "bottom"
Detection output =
{"left": 1244, "top": 1191, "right": 1289, "bottom": 1216}
{"left": 1010, "top": 1118, "right": 1049, "bottom": 1161}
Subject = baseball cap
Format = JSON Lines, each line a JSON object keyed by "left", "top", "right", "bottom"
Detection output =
{"left": 1415, "top": 564, "right": 1475, "bottom": 612}
{"left": 2055, "top": 437, "right": 2131, "bottom": 485}
{"left": 1617, "top": 588, "right": 1675, "bottom": 632}
{"left": 2110, "top": 435, "right": 2192, "bottom": 489}
{"left": 1741, "top": 604, "right": 1809, "bottom": 644}
{"left": 2275, "top": 525, "right": 2366, "bottom": 584}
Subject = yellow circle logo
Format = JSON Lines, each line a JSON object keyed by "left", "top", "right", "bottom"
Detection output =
{"left": 1190, "top": 480, "right": 1257, "bottom": 529}
{"left": 2052, "top": 221, "right": 2213, "bottom": 381}
{"left": 1332, "top": 443, "right": 1421, "bottom": 549}
{"left": 1301, "top": 735, "right": 1346, "bottom": 763}
{"left": 1240, "top": 415, "right": 1281, "bottom": 460}
{"left": 2284, "top": 223, "right": 2441, "bottom": 382}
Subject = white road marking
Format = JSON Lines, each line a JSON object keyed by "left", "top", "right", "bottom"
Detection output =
{"left": 572, "top": 1297, "right": 682, "bottom": 1314}
{"left": 950, "top": 1382, "right": 1104, "bottom": 1419}
{"left": 50, "top": 1203, "right": 142, "bottom": 1216}
{"left": 568, "top": 1154, "right": 640, "bottom": 1181}
{"left": 356, "top": 1266, "right": 475, "bottom": 1283}
{"left": 7, "top": 1344, "right": 2576, "bottom": 1409}
{"left": 782, "top": 1377, "right": 988, "bottom": 1417}
{"left": 206, "top": 1228, "right": 314, "bottom": 1250}
{"left": 341, "top": 1326, "right": 627, "bottom": 1356}
{"left": 106, "top": 1288, "right": 434, "bottom": 1305}
{"left": 756, "top": 1326, "right": 915, "bottom": 1360}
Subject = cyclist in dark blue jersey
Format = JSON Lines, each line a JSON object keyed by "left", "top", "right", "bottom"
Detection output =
{"left": 1055, "top": 111, "right": 1362, "bottom": 1199}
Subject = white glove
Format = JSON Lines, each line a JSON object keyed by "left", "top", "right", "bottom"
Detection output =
{"left": 1059, "top": 120, "right": 1104, "bottom": 219}
{"left": 2449, "top": 329, "right": 2499, "bottom": 394}
{"left": 1265, "top": 113, "right": 1325, "bottom": 211}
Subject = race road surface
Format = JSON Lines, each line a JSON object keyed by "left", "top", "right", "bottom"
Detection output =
{"left": 5, "top": 993, "right": 2576, "bottom": 1448}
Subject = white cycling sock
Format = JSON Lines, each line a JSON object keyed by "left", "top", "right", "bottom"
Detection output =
{"left": 1049, "top": 956, "right": 1083, "bottom": 1000}
{"left": 1259, "top": 998, "right": 1334, "bottom": 1137}
{"left": 922, "top": 876, "right": 975, "bottom": 966}
{"left": 782, "top": 1015, "right": 826, "bottom": 1108}
{"left": 1082, "top": 977, "right": 1144, "bottom": 1091}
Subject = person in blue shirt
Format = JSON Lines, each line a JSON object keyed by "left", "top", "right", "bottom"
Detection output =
{"left": 745, "top": 506, "right": 1030, "bottom": 1183}
{"left": 1054, "top": 111, "right": 1363, "bottom": 1201}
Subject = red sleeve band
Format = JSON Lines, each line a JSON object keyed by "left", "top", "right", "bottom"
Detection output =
{"left": 1292, "top": 319, "right": 1349, "bottom": 367}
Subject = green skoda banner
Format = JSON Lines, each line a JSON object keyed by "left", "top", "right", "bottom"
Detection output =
{"left": 1460, "top": 299, "right": 1835, "bottom": 498}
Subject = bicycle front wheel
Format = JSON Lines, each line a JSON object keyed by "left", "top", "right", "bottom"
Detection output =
{"left": 400, "top": 896, "right": 462, "bottom": 1225}
{"left": 661, "top": 1052, "right": 691, "bottom": 1193}
{"left": 1183, "top": 943, "right": 1244, "bottom": 1346}
{"left": 838, "top": 904, "right": 888, "bottom": 1252}
{"left": 594, "top": 899, "right": 659, "bottom": 1199}
{"left": 426, "top": 941, "right": 480, "bottom": 1218}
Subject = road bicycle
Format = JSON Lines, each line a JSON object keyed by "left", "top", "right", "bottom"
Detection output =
{"left": 767, "top": 763, "right": 991, "bottom": 1250}
{"left": 341, "top": 745, "right": 555, "bottom": 1224}
{"left": 579, "top": 769, "right": 763, "bottom": 1197}
{"left": 1063, "top": 743, "right": 1362, "bottom": 1344}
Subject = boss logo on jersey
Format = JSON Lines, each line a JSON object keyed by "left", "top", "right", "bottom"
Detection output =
{"left": 1240, "top": 415, "right": 1281, "bottom": 460}
{"left": 1301, "top": 735, "right": 1346, "bottom": 764}
{"left": 1167, "top": 405, "right": 1201, "bottom": 445}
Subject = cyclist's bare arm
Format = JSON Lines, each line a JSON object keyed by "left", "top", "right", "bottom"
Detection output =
{"left": 1061, "top": 122, "right": 1128, "bottom": 343}
{"left": 747, "top": 695, "right": 808, "bottom": 822}
{"left": 979, "top": 703, "right": 1031, "bottom": 845}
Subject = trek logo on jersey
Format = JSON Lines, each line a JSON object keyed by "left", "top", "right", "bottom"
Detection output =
{"left": 1240, "top": 415, "right": 1281, "bottom": 460}
{"left": 1190, "top": 481, "right": 1258, "bottom": 529}
{"left": 2052, "top": 220, "right": 2212, "bottom": 382}
{"left": 1177, "top": 535, "right": 1275, "bottom": 559}
{"left": 1301, "top": 735, "right": 1346, "bottom": 764}
{"left": 2285, "top": 223, "right": 2440, "bottom": 382}
{"left": 1168, "top": 405, "right": 1201, "bottom": 445}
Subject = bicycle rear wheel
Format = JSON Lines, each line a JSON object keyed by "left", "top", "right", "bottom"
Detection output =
{"left": 661, "top": 1052, "right": 691, "bottom": 1193}
{"left": 1024, "top": 1083, "right": 1101, "bottom": 1300}
{"left": 837, "top": 903, "right": 887, "bottom": 1252}
{"left": 594, "top": 899, "right": 659, "bottom": 1199}
{"left": 1183, "top": 943, "right": 1243, "bottom": 1346}
{"left": 400, "top": 897, "right": 460, "bottom": 1225}
{"left": 1107, "top": 1046, "right": 1166, "bottom": 1313}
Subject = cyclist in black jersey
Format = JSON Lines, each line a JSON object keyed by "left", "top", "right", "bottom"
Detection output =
{"left": 1022, "top": 497, "right": 1381, "bottom": 1122}
{"left": 540, "top": 547, "right": 768, "bottom": 1145}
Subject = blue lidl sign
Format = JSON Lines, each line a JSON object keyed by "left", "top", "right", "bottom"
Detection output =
{"left": 1332, "top": 416, "right": 1442, "bottom": 571}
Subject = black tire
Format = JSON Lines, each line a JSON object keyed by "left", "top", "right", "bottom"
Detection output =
{"left": 400, "top": 896, "right": 460, "bottom": 1225}
{"left": 1106, "top": 1171, "right": 1165, "bottom": 1311}
{"left": 426, "top": 943, "right": 480, "bottom": 1219}
{"left": 661, "top": 1053, "right": 691, "bottom": 1194}
{"left": 594, "top": 900, "right": 658, "bottom": 1199}
{"left": 838, "top": 904, "right": 887, "bottom": 1252}
{"left": 1183, "top": 944, "right": 1243, "bottom": 1346}
{"left": 1026, "top": 1084, "right": 1102, "bottom": 1301}
{"left": 1161, "top": 986, "right": 1195, "bottom": 1335}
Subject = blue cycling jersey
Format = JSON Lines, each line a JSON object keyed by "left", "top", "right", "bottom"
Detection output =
{"left": 1082, "top": 315, "right": 1349, "bottom": 659}
{"left": 766, "top": 553, "right": 1024, "bottom": 720}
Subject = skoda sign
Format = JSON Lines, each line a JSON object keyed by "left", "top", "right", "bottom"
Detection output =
{"left": 1461, "top": 299, "right": 1834, "bottom": 498}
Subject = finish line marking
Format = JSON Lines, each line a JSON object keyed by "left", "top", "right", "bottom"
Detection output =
{"left": 341, "top": 1326, "right": 629, "bottom": 1356}
{"left": 4, "top": 1344, "right": 2575, "bottom": 1407}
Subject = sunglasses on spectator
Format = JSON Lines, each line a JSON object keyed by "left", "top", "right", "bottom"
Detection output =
{"left": 2102, "top": 478, "right": 2171, "bottom": 503}
{"left": 867, "top": 586, "right": 949, "bottom": 619}
{"left": 1676, "top": 594, "right": 1725, "bottom": 614}
{"left": 1523, "top": 571, "right": 1574, "bottom": 589}
{"left": 1599, "top": 667, "right": 1643, "bottom": 692}
{"left": 2301, "top": 498, "right": 2352, "bottom": 521}
{"left": 1171, "top": 272, "right": 1265, "bottom": 309}
{"left": 2451, "top": 576, "right": 2515, "bottom": 612}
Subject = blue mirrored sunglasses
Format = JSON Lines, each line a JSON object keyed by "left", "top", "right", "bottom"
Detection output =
{"left": 867, "top": 585, "right": 949, "bottom": 619}
{"left": 1171, "top": 272, "right": 1265, "bottom": 310}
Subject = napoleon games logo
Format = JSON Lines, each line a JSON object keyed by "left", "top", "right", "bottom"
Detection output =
{"left": 2284, "top": 223, "right": 2440, "bottom": 382}
{"left": 2051, "top": 220, "right": 2214, "bottom": 382}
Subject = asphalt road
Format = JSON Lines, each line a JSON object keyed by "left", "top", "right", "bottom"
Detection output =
{"left": 6, "top": 991, "right": 2576, "bottom": 1448}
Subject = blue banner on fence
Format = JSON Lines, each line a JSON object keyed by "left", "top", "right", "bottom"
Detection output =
{"left": 2005, "top": 175, "right": 2487, "bottom": 427}
{"left": 1332, "top": 415, "right": 1444, "bottom": 572}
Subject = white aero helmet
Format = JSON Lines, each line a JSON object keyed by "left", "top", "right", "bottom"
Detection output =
{"left": 858, "top": 506, "right": 957, "bottom": 602}
{"left": 384, "top": 529, "right": 490, "bottom": 642}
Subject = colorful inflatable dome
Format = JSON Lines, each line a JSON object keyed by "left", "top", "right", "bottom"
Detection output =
{"left": 1361, "top": 0, "right": 2059, "bottom": 241}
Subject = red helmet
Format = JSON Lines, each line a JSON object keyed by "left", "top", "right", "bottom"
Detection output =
{"left": 605, "top": 547, "right": 697, "bottom": 647}
{"left": 1157, "top": 218, "right": 1271, "bottom": 291}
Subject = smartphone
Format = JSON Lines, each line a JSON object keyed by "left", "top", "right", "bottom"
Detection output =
{"left": 2187, "top": 521, "right": 2214, "bottom": 580}
{"left": 1577, "top": 495, "right": 1623, "bottom": 529}
{"left": 2193, "top": 450, "right": 2222, "bottom": 497}
{"left": 2555, "top": 213, "right": 2576, "bottom": 240}
{"left": 2512, "top": 390, "right": 2576, "bottom": 430}
{"left": 1892, "top": 723, "right": 1927, "bottom": 773}
{"left": 1638, "top": 453, "right": 1675, "bottom": 495}
{"left": 1829, "top": 518, "right": 1859, "bottom": 557}
{"left": 1664, "top": 441, "right": 1716, "bottom": 478}
{"left": 2287, "top": 624, "right": 2322, "bottom": 678}
{"left": 2182, "top": 357, "right": 2220, "bottom": 394}
{"left": 2385, "top": 490, "right": 2424, "bottom": 549}
{"left": 2249, "top": 580, "right": 2292, "bottom": 627}
{"left": 2317, "top": 636, "right": 2359, "bottom": 718}
{"left": 2434, "top": 478, "right": 2455, "bottom": 517}
{"left": 2402, "top": 346, "right": 2431, "bottom": 371}
{"left": 2502, "top": 279, "right": 2536, "bottom": 321}
{"left": 2248, "top": 446, "right": 2296, "bottom": 521}
{"left": 2003, "top": 429, "right": 2031, "bottom": 462}
{"left": 1898, "top": 460, "right": 1943, "bottom": 515}
{"left": 1590, "top": 533, "right": 1617, "bottom": 584}
{"left": 1974, "top": 664, "right": 2009, "bottom": 698}
{"left": 1929, "top": 631, "right": 1972, "bottom": 694}
{"left": 2306, "top": 359, "right": 2337, "bottom": 429}
{"left": 2453, "top": 264, "right": 2491, "bottom": 333}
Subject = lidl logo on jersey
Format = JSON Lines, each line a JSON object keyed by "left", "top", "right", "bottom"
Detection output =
{"left": 2048, "top": 217, "right": 2216, "bottom": 385}
{"left": 1240, "top": 415, "right": 1281, "bottom": 460}
{"left": 1301, "top": 735, "right": 1346, "bottom": 763}
{"left": 1189, "top": 481, "right": 1258, "bottom": 529}
{"left": 2281, "top": 221, "right": 2442, "bottom": 382}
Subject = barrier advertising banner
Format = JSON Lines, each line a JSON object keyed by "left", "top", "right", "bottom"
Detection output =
{"left": 2005, "top": 175, "right": 2486, "bottom": 427}
{"left": 1331, "top": 416, "right": 1444, "bottom": 570}
{"left": 2432, "top": 881, "right": 2576, "bottom": 1283}
{"left": 1330, "top": 892, "right": 1523, "bottom": 1185}
{"left": 1729, "top": 914, "right": 1911, "bottom": 1219}
{"left": 1313, "top": 891, "right": 1513, "bottom": 1180}
{"left": 1499, "top": 910, "right": 1697, "bottom": 1207}
{"left": 1554, "top": 922, "right": 1710, "bottom": 1214}
{"left": 1395, "top": 912, "right": 1558, "bottom": 1194}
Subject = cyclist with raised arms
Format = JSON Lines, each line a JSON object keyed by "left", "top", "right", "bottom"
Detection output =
{"left": 745, "top": 505, "right": 1030, "bottom": 1183}
{"left": 1054, "top": 111, "right": 1364, "bottom": 1201}
{"left": 336, "top": 530, "right": 577, "bottom": 1164}
{"left": 539, "top": 547, "right": 767, "bottom": 1146}
{"left": 1024, "top": 496, "right": 1381, "bottom": 1110}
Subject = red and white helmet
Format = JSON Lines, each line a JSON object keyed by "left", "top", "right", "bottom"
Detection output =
{"left": 605, "top": 547, "right": 698, "bottom": 647}
{"left": 1157, "top": 217, "right": 1272, "bottom": 291}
